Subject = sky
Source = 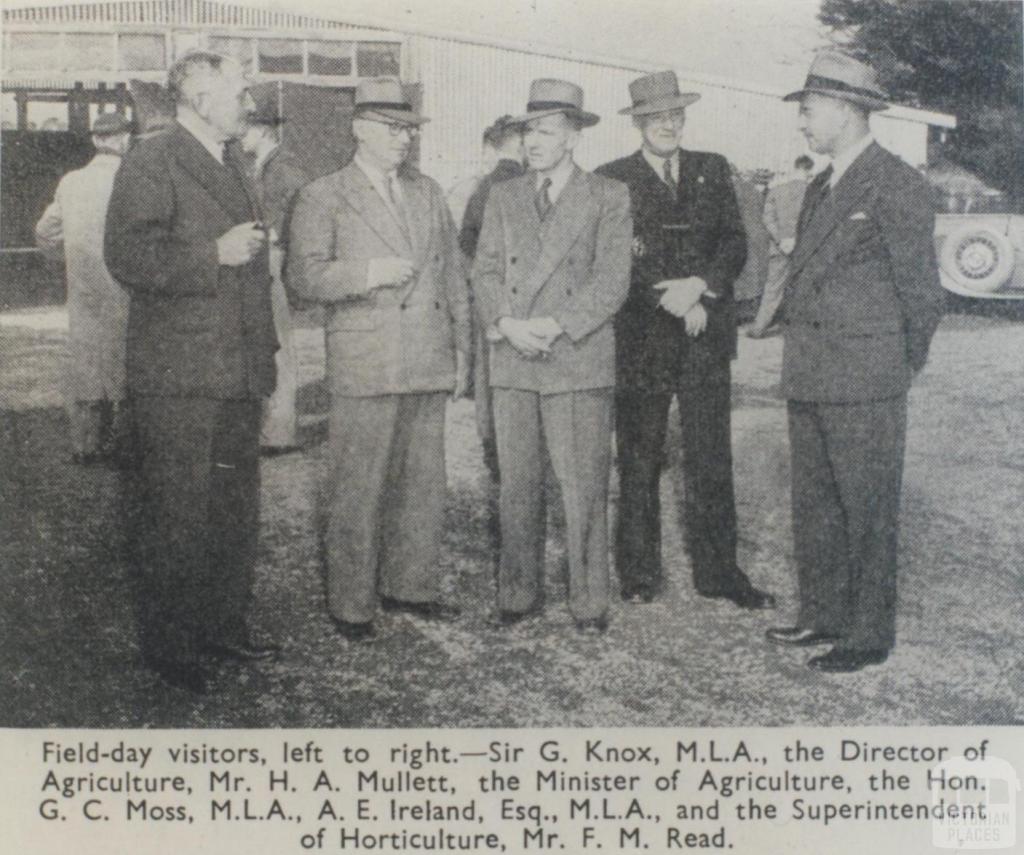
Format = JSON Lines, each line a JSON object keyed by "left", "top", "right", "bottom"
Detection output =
{"left": 2, "top": 0, "right": 832, "bottom": 91}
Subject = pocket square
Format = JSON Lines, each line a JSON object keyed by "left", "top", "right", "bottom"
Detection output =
{"left": 849, "top": 211, "right": 869, "bottom": 220}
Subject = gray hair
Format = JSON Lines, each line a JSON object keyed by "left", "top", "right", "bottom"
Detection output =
{"left": 167, "top": 50, "right": 233, "bottom": 105}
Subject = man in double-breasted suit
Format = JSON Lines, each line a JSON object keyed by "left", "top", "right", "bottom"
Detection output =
{"left": 766, "top": 52, "right": 944, "bottom": 672}
{"left": 473, "top": 79, "right": 632, "bottom": 632}
{"left": 288, "top": 78, "right": 470, "bottom": 641}
{"left": 104, "top": 52, "right": 280, "bottom": 693}
{"left": 597, "top": 71, "right": 774, "bottom": 610}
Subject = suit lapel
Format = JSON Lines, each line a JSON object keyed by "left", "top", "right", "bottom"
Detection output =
{"left": 523, "top": 167, "right": 593, "bottom": 306}
{"left": 337, "top": 164, "right": 413, "bottom": 257}
{"left": 789, "top": 143, "right": 884, "bottom": 276}
{"left": 170, "top": 124, "right": 253, "bottom": 223}
{"left": 400, "top": 173, "right": 431, "bottom": 270}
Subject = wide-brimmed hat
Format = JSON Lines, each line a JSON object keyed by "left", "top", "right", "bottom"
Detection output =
{"left": 619, "top": 70, "right": 700, "bottom": 116}
{"left": 91, "top": 112, "right": 133, "bottom": 136}
{"left": 783, "top": 51, "right": 889, "bottom": 111}
{"left": 246, "top": 86, "right": 285, "bottom": 126}
{"left": 354, "top": 76, "right": 430, "bottom": 126}
{"left": 509, "top": 79, "right": 599, "bottom": 128}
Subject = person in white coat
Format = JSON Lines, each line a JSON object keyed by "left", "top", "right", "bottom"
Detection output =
{"left": 35, "top": 112, "right": 133, "bottom": 463}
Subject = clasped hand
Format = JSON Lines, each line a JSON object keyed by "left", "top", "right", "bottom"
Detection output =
{"left": 653, "top": 276, "right": 709, "bottom": 337}
{"left": 496, "top": 316, "right": 563, "bottom": 358}
{"left": 216, "top": 222, "right": 266, "bottom": 266}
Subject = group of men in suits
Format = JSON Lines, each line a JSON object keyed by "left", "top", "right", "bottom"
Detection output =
{"left": 102, "top": 46, "right": 942, "bottom": 692}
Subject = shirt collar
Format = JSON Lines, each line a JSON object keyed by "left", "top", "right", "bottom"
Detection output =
{"left": 176, "top": 109, "right": 227, "bottom": 165}
{"left": 253, "top": 143, "right": 280, "bottom": 179}
{"left": 641, "top": 146, "right": 680, "bottom": 182}
{"left": 829, "top": 133, "right": 874, "bottom": 187}
{"left": 535, "top": 156, "right": 576, "bottom": 203}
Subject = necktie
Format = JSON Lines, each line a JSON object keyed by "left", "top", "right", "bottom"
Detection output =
{"left": 662, "top": 157, "right": 678, "bottom": 202}
{"left": 799, "top": 165, "right": 833, "bottom": 233}
{"left": 386, "top": 173, "right": 410, "bottom": 237}
{"left": 222, "top": 140, "right": 265, "bottom": 223}
{"left": 535, "top": 177, "right": 553, "bottom": 221}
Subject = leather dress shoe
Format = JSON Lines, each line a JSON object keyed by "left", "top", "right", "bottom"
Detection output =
{"left": 145, "top": 657, "right": 208, "bottom": 694}
{"left": 698, "top": 583, "right": 776, "bottom": 610}
{"left": 766, "top": 626, "right": 839, "bottom": 647}
{"left": 575, "top": 616, "right": 609, "bottom": 634}
{"left": 493, "top": 607, "right": 542, "bottom": 628}
{"left": 620, "top": 585, "right": 659, "bottom": 604}
{"left": 204, "top": 638, "right": 281, "bottom": 662}
{"left": 809, "top": 648, "right": 888, "bottom": 673}
{"left": 380, "top": 597, "right": 460, "bottom": 622}
{"left": 261, "top": 444, "right": 301, "bottom": 457}
{"left": 332, "top": 619, "right": 375, "bottom": 642}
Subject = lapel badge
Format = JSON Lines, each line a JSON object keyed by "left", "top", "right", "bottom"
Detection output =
{"left": 697, "top": 175, "right": 705, "bottom": 185}
{"left": 632, "top": 235, "right": 647, "bottom": 258}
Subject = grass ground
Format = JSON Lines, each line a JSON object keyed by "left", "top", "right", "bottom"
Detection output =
{"left": 0, "top": 306, "right": 1021, "bottom": 727}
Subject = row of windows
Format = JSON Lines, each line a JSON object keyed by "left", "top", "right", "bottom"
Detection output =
{"left": 4, "top": 31, "right": 401, "bottom": 78}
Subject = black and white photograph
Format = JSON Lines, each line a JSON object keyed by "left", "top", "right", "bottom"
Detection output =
{"left": 1, "top": 0, "right": 1022, "bottom": 735}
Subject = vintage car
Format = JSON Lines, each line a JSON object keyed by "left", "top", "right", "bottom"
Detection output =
{"left": 934, "top": 214, "right": 1024, "bottom": 300}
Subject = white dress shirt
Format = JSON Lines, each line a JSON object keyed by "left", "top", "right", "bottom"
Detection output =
{"left": 175, "top": 108, "right": 227, "bottom": 165}
{"left": 641, "top": 147, "right": 680, "bottom": 185}
{"left": 535, "top": 156, "right": 576, "bottom": 204}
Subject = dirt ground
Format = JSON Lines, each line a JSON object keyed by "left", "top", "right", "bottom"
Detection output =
{"left": 0, "top": 305, "right": 1021, "bottom": 727}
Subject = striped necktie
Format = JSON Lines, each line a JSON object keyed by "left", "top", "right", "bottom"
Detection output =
{"left": 535, "top": 177, "right": 553, "bottom": 220}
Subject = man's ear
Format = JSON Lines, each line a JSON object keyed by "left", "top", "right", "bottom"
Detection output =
{"left": 190, "top": 89, "right": 212, "bottom": 123}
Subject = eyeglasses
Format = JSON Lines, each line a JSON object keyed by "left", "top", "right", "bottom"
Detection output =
{"left": 363, "top": 118, "right": 420, "bottom": 138}
{"left": 642, "top": 111, "right": 687, "bottom": 128}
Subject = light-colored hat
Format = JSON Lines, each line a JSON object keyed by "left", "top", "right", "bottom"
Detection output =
{"left": 91, "top": 112, "right": 133, "bottom": 136}
{"left": 354, "top": 76, "right": 430, "bottom": 125}
{"left": 783, "top": 51, "right": 889, "bottom": 111}
{"left": 619, "top": 70, "right": 701, "bottom": 116}
{"left": 509, "top": 79, "right": 599, "bottom": 128}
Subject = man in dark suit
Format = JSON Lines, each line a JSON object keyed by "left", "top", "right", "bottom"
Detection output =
{"left": 597, "top": 71, "right": 774, "bottom": 610}
{"left": 459, "top": 116, "right": 525, "bottom": 481}
{"left": 472, "top": 79, "right": 632, "bottom": 633}
{"left": 105, "top": 51, "right": 280, "bottom": 693}
{"left": 766, "top": 52, "right": 944, "bottom": 672}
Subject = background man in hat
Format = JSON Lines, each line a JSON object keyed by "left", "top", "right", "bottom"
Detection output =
{"left": 240, "top": 88, "right": 311, "bottom": 455}
{"left": 766, "top": 51, "right": 944, "bottom": 672}
{"left": 472, "top": 79, "right": 632, "bottom": 633}
{"left": 596, "top": 70, "right": 774, "bottom": 610}
{"left": 748, "top": 154, "right": 816, "bottom": 338}
{"left": 104, "top": 51, "right": 280, "bottom": 693}
{"left": 288, "top": 77, "right": 470, "bottom": 641}
{"left": 459, "top": 115, "right": 526, "bottom": 482}
{"left": 36, "top": 112, "right": 133, "bottom": 465}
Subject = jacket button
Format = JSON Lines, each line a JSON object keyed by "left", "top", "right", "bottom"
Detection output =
{"left": 434, "top": 300, "right": 441, "bottom": 309}
{"left": 811, "top": 320, "right": 820, "bottom": 328}
{"left": 566, "top": 288, "right": 573, "bottom": 296}
{"left": 435, "top": 254, "right": 440, "bottom": 262}
{"left": 510, "top": 256, "right": 517, "bottom": 264}
{"left": 511, "top": 286, "right": 518, "bottom": 294}
{"left": 400, "top": 303, "right": 407, "bottom": 311}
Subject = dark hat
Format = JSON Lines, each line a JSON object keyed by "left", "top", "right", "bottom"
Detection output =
{"left": 619, "top": 70, "right": 700, "bottom": 116}
{"left": 354, "top": 76, "right": 429, "bottom": 126}
{"left": 509, "top": 79, "right": 599, "bottom": 128}
{"left": 783, "top": 51, "right": 889, "bottom": 111}
{"left": 247, "top": 86, "right": 285, "bottom": 126}
{"left": 91, "top": 112, "right": 133, "bottom": 136}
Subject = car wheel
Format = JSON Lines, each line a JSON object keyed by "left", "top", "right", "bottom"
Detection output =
{"left": 939, "top": 223, "right": 1015, "bottom": 294}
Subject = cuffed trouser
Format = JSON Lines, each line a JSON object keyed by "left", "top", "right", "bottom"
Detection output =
{"left": 128, "top": 396, "right": 261, "bottom": 665}
{"left": 323, "top": 392, "right": 447, "bottom": 624}
{"left": 616, "top": 384, "right": 743, "bottom": 595}
{"left": 492, "top": 388, "right": 613, "bottom": 622}
{"left": 787, "top": 396, "right": 907, "bottom": 652}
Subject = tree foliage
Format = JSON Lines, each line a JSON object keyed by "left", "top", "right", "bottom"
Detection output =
{"left": 819, "top": 0, "right": 1024, "bottom": 207}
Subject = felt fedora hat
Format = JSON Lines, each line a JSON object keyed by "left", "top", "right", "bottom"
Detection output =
{"left": 619, "top": 70, "right": 701, "bottom": 116}
{"left": 91, "top": 112, "right": 134, "bottom": 136}
{"left": 354, "top": 76, "right": 430, "bottom": 125}
{"left": 784, "top": 51, "right": 889, "bottom": 111}
{"left": 509, "top": 79, "right": 599, "bottom": 127}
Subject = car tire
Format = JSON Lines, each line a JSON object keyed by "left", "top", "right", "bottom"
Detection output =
{"left": 939, "top": 223, "right": 1015, "bottom": 294}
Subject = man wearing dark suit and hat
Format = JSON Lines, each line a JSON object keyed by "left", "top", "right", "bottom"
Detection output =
{"left": 288, "top": 78, "right": 470, "bottom": 641}
{"left": 472, "top": 79, "right": 632, "bottom": 633}
{"left": 596, "top": 71, "right": 774, "bottom": 610}
{"left": 105, "top": 51, "right": 280, "bottom": 693}
{"left": 459, "top": 116, "right": 526, "bottom": 482}
{"left": 240, "top": 88, "right": 310, "bottom": 455}
{"left": 765, "top": 52, "right": 943, "bottom": 672}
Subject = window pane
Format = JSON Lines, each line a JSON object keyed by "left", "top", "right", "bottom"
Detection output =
{"left": 65, "top": 33, "right": 112, "bottom": 71}
{"left": 8, "top": 33, "right": 62, "bottom": 71}
{"left": 258, "top": 39, "right": 302, "bottom": 74}
{"left": 357, "top": 42, "right": 400, "bottom": 77}
{"left": 119, "top": 33, "right": 166, "bottom": 71}
{"left": 208, "top": 36, "right": 253, "bottom": 71}
{"left": 308, "top": 40, "right": 353, "bottom": 77}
